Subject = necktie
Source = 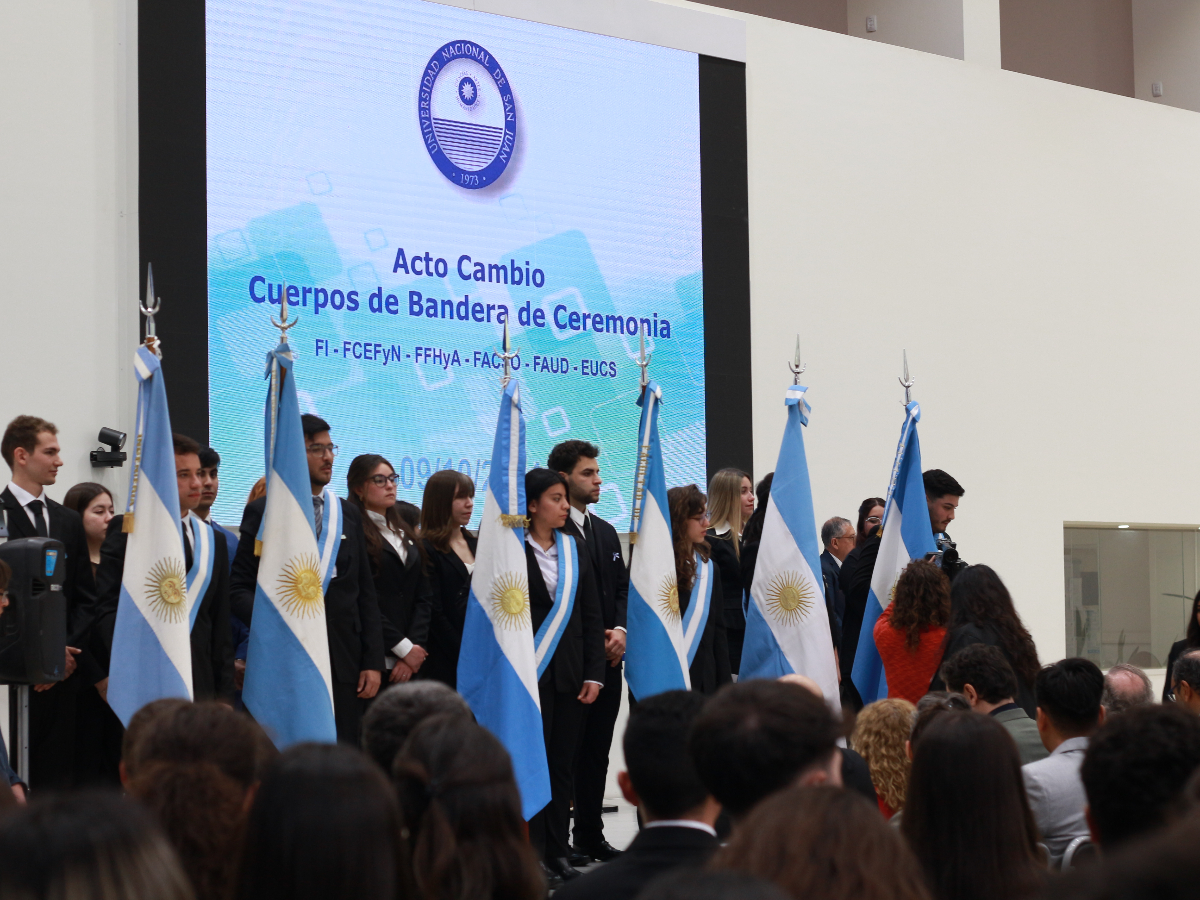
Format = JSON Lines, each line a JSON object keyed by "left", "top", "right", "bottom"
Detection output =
{"left": 313, "top": 494, "right": 324, "bottom": 538}
{"left": 183, "top": 525, "right": 194, "bottom": 571}
{"left": 28, "top": 499, "right": 48, "bottom": 537}
{"left": 582, "top": 513, "right": 592, "bottom": 544}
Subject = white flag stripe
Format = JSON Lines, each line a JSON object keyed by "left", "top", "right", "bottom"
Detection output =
{"left": 533, "top": 537, "right": 573, "bottom": 670}
{"left": 870, "top": 503, "right": 910, "bottom": 612}
{"left": 629, "top": 489, "right": 691, "bottom": 687}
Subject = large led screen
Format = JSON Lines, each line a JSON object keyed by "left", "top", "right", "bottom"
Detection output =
{"left": 206, "top": 0, "right": 705, "bottom": 525}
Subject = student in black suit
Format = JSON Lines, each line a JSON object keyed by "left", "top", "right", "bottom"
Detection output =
{"left": 555, "top": 690, "right": 720, "bottom": 900}
{"left": 705, "top": 468, "right": 754, "bottom": 676}
{"left": 346, "top": 454, "right": 431, "bottom": 686}
{"left": 524, "top": 468, "right": 605, "bottom": 883}
{"left": 1, "top": 415, "right": 100, "bottom": 789}
{"left": 549, "top": 440, "right": 629, "bottom": 863}
{"left": 94, "top": 434, "right": 235, "bottom": 704}
{"left": 667, "top": 485, "right": 732, "bottom": 696}
{"left": 230, "top": 415, "right": 383, "bottom": 744}
{"left": 417, "top": 469, "right": 477, "bottom": 689}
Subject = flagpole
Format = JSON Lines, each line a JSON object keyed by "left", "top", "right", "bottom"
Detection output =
{"left": 885, "top": 350, "right": 917, "bottom": 510}
{"left": 788, "top": 335, "right": 805, "bottom": 384}
{"left": 628, "top": 322, "right": 653, "bottom": 544}
{"left": 499, "top": 319, "right": 517, "bottom": 389}
{"left": 123, "top": 264, "right": 163, "bottom": 534}
{"left": 268, "top": 283, "right": 295, "bottom": 472}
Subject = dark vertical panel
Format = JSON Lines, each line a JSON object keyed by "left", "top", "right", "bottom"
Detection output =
{"left": 139, "top": 1, "right": 209, "bottom": 444}
{"left": 699, "top": 56, "right": 752, "bottom": 483}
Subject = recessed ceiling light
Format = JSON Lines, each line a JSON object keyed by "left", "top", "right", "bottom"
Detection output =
{"left": 1118, "top": 524, "right": 1130, "bottom": 529}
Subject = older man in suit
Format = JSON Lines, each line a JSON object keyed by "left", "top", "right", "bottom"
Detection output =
{"left": 819, "top": 516, "right": 853, "bottom": 647}
{"left": 1022, "top": 658, "right": 1104, "bottom": 867}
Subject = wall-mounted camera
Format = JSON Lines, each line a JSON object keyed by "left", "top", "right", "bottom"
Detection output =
{"left": 89, "top": 427, "right": 128, "bottom": 468}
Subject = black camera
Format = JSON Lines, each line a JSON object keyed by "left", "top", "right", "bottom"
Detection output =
{"left": 936, "top": 535, "right": 968, "bottom": 581}
{"left": 90, "top": 426, "right": 127, "bottom": 468}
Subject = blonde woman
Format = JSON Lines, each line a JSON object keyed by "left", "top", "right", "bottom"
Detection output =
{"left": 852, "top": 698, "right": 917, "bottom": 820}
{"left": 706, "top": 468, "right": 753, "bottom": 674}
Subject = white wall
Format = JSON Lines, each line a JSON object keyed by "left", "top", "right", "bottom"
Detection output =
{"left": 1133, "top": 0, "right": 1200, "bottom": 113}
{"left": 846, "top": 0, "right": 965, "bottom": 60}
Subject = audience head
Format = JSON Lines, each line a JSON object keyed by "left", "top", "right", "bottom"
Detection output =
{"left": 63, "top": 482, "right": 115, "bottom": 547}
{"left": 668, "top": 484, "right": 710, "bottom": 595}
{"left": 0, "top": 791, "right": 194, "bottom": 900}
{"left": 690, "top": 680, "right": 842, "bottom": 820}
{"left": 1044, "top": 816, "right": 1200, "bottom": 900}
{"left": 548, "top": 438, "right": 602, "bottom": 510}
{"left": 361, "top": 681, "right": 472, "bottom": 773}
{"left": 1171, "top": 649, "right": 1200, "bottom": 713}
{"left": 707, "top": 468, "right": 753, "bottom": 555}
{"left": 392, "top": 714, "right": 542, "bottom": 900}
{"left": 394, "top": 499, "right": 420, "bottom": 530}
{"left": 300, "top": 414, "right": 334, "bottom": 488}
{"left": 821, "top": 516, "right": 855, "bottom": 562}
{"left": 236, "top": 743, "right": 406, "bottom": 900}
{"left": 121, "top": 697, "right": 193, "bottom": 785}
{"left": 1080, "top": 703, "right": 1200, "bottom": 848}
{"left": 420, "top": 469, "right": 475, "bottom": 551}
{"left": 939, "top": 643, "right": 1018, "bottom": 712}
{"left": 947, "top": 565, "right": 1040, "bottom": 688}
{"left": 922, "top": 469, "right": 963, "bottom": 534}
{"left": 172, "top": 433, "right": 203, "bottom": 516}
{"left": 902, "top": 711, "right": 1041, "bottom": 900}
{"left": 890, "top": 560, "right": 951, "bottom": 648}
{"left": 2, "top": 415, "right": 60, "bottom": 486}
{"left": 620, "top": 690, "right": 715, "bottom": 822}
{"left": 1101, "top": 663, "right": 1154, "bottom": 714}
{"left": 852, "top": 698, "right": 916, "bottom": 813}
{"left": 197, "top": 447, "right": 220, "bottom": 515}
{"left": 641, "top": 869, "right": 789, "bottom": 900}
{"left": 714, "top": 785, "right": 931, "bottom": 900}
{"left": 856, "top": 496, "right": 886, "bottom": 544}
{"left": 1035, "top": 657, "right": 1105, "bottom": 748}
{"left": 908, "top": 693, "right": 970, "bottom": 756}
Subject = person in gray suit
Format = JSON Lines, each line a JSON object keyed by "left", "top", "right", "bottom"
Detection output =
{"left": 941, "top": 643, "right": 1048, "bottom": 765}
{"left": 1022, "top": 657, "right": 1105, "bottom": 867}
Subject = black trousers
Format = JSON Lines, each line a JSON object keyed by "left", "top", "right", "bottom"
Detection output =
{"left": 332, "top": 680, "right": 366, "bottom": 746}
{"left": 529, "top": 682, "right": 586, "bottom": 861}
{"left": 572, "top": 662, "right": 622, "bottom": 848}
{"left": 28, "top": 673, "right": 81, "bottom": 789}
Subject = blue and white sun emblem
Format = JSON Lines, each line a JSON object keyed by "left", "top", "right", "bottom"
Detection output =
{"left": 458, "top": 76, "right": 478, "bottom": 107}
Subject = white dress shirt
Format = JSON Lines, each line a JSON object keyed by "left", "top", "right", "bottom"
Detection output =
{"left": 527, "top": 532, "right": 602, "bottom": 688}
{"left": 6, "top": 481, "right": 50, "bottom": 531}
{"left": 367, "top": 510, "right": 414, "bottom": 663}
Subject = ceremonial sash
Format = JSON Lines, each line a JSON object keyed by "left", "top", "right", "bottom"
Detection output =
{"left": 317, "top": 488, "right": 342, "bottom": 594}
{"left": 185, "top": 515, "right": 216, "bottom": 631}
{"left": 682, "top": 553, "right": 713, "bottom": 667}
{"left": 533, "top": 530, "right": 580, "bottom": 680}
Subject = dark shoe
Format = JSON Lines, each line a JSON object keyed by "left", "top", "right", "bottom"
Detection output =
{"left": 545, "top": 857, "right": 583, "bottom": 881}
{"left": 576, "top": 841, "right": 622, "bottom": 862}
{"left": 568, "top": 850, "right": 590, "bottom": 868}
{"left": 539, "top": 862, "right": 563, "bottom": 890}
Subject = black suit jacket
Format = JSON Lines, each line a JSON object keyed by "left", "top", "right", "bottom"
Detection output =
{"left": 569, "top": 512, "right": 628, "bottom": 631}
{"left": 706, "top": 529, "right": 745, "bottom": 632}
{"left": 819, "top": 549, "right": 845, "bottom": 647}
{"left": 683, "top": 567, "right": 732, "bottom": 696}
{"left": 0, "top": 489, "right": 98, "bottom": 650}
{"left": 553, "top": 825, "right": 719, "bottom": 900}
{"left": 369, "top": 532, "right": 432, "bottom": 654}
{"left": 230, "top": 497, "right": 384, "bottom": 684}
{"left": 94, "top": 515, "right": 235, "bottom": 700}
{"left": 526, "top": 532, "right": 605, "bottom": 694}
{"left": 420, "top": 530, "right": 477, "bottom": 688}
{"left": 839, "top": 532, "right": 881, "bottom": 684}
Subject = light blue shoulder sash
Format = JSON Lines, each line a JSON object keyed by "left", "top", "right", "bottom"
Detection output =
{"left": 682, "top": 553, "right": 713, "bottom": 667}
{"left": 317, "top": 488, "right": 342, "bottom": 594}
{"left": 185, "top": 515, "right": 217, "bottom": 631}
{"left": 533, "top": 530, "right": 580, "bottom": 679}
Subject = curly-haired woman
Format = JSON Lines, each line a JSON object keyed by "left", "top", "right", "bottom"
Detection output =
{"left": 852, "top": 698, "right": 916, "bottom": 820}
{"left": 873, "top": 560, "right": 951, "bottom": 704}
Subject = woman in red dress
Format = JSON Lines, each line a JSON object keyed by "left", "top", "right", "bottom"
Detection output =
{"left": 874, "top": 560, "right": 951, "bottom": 704}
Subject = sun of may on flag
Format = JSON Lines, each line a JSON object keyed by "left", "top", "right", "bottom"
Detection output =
{"left": 739, "top": 383, "right": 839, "bottom": 701}
{"left": 457, "top": 379, "right": 551, "bottom": 822}
{"left": 851, "top": 400, "right": 938, "bottom": 706}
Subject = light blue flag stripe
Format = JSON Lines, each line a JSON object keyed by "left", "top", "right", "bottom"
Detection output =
{"left": 109, "top": 586, "right": 191, "bottom": 726}
{"left": 851, "top": 405, "right": 938, "bottom": 704}
{"left": 771, "top": 390, "right": 824, "bottom": 589}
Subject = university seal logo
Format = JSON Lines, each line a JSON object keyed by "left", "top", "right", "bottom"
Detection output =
{"left": 419, "top": 41, "right": 517, "bottom": 189}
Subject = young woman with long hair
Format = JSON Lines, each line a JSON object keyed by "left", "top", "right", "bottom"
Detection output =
{"left": 930, "top": 565, "right": 1040, "bottom": 718}
{"left": 418, "top": 469, "right": 477, "bottom": 688}
{"left": 667, "top": 484, "right": 732, "bottom": 694}
{"left": 902, "top": 712, "right": 1043, "bottom": 900}
{"left": 706, "top": 468, "right": 754, "bottom": 675}
{"left": 522, "top": 467, "right": 604, "bottom": 880}
{"left": 874, "top": 560, "right": 952, "bottom": 704}
{"left": 852, "top": 698, "right": 917, "bottom": 819}
{"left": 63, "top": 482, "right": 115, "bottom": 576}
{"left": 347, "top": 454, "right": 431, "bottom": 685}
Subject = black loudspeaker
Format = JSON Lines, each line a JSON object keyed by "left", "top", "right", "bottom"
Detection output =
{"left": 0, "top": 537, "right": 68, "bottom": 685}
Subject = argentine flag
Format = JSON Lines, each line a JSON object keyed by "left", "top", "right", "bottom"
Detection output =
{"left": 625, "top": 382, "right": 691, "bottom": 700}
{"left": 109, "top": 346, "right": 193, "bottom": 726}
{"left": 457, "top": 380, "right": 551, "bottom": 821}
{"left": 739, "top": 384, "right": 838, "bottom": 701}
{"left": 851, "top": 401, "right": 938, "bottom": 705}
{"left": 242, "top": 340, "right": 337, "bottom": 747}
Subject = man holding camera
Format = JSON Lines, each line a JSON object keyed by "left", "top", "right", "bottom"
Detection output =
{"left": 923, "top": 469, "right": 966, "bottom": 579}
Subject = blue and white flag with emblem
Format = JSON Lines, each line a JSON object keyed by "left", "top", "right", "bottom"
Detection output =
{"left": 457, "top": 380, "right": 551, "bottom": 821}
{"left": 624, "top": 382, "right": 692, "bottom": 700}
{"left": 243, "top": 339, "right": 337, "bottom": 748}
{"left": 852, "top": 401, "right": 938, "bottom": 705}
{"left": 109, "top": 345, "right": 193, "bottom": 726}
{"left": 739, "top": 385, "right": 839, "bottom": 700}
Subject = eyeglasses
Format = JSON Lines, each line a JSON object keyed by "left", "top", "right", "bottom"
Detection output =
{"left": 369, "top": 474, "right": 399, "bottom": 486}
{"left": 866, "top": 516, "right": 882, "bottom": 524}
{"left": 306, "top": 443, "right": 339, "bottom": 458}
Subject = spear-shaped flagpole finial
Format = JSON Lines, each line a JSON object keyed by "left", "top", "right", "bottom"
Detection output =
{"left": 898, "top": 349, "right": 914, "bottom": 404}
{"left": 636, "top": 320, "right": 652, "bottom": 390}
{"left": 140, "top": 263, "right": 162, "bottom": 356}
{"left": 788, "top": 335, "right": 806, "bottom": 385}
{"left": 271, "top": 282, "right": 297, "bottom": 341}
{"left": 499, "top": 318, "right": 518, "bottom": 388}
